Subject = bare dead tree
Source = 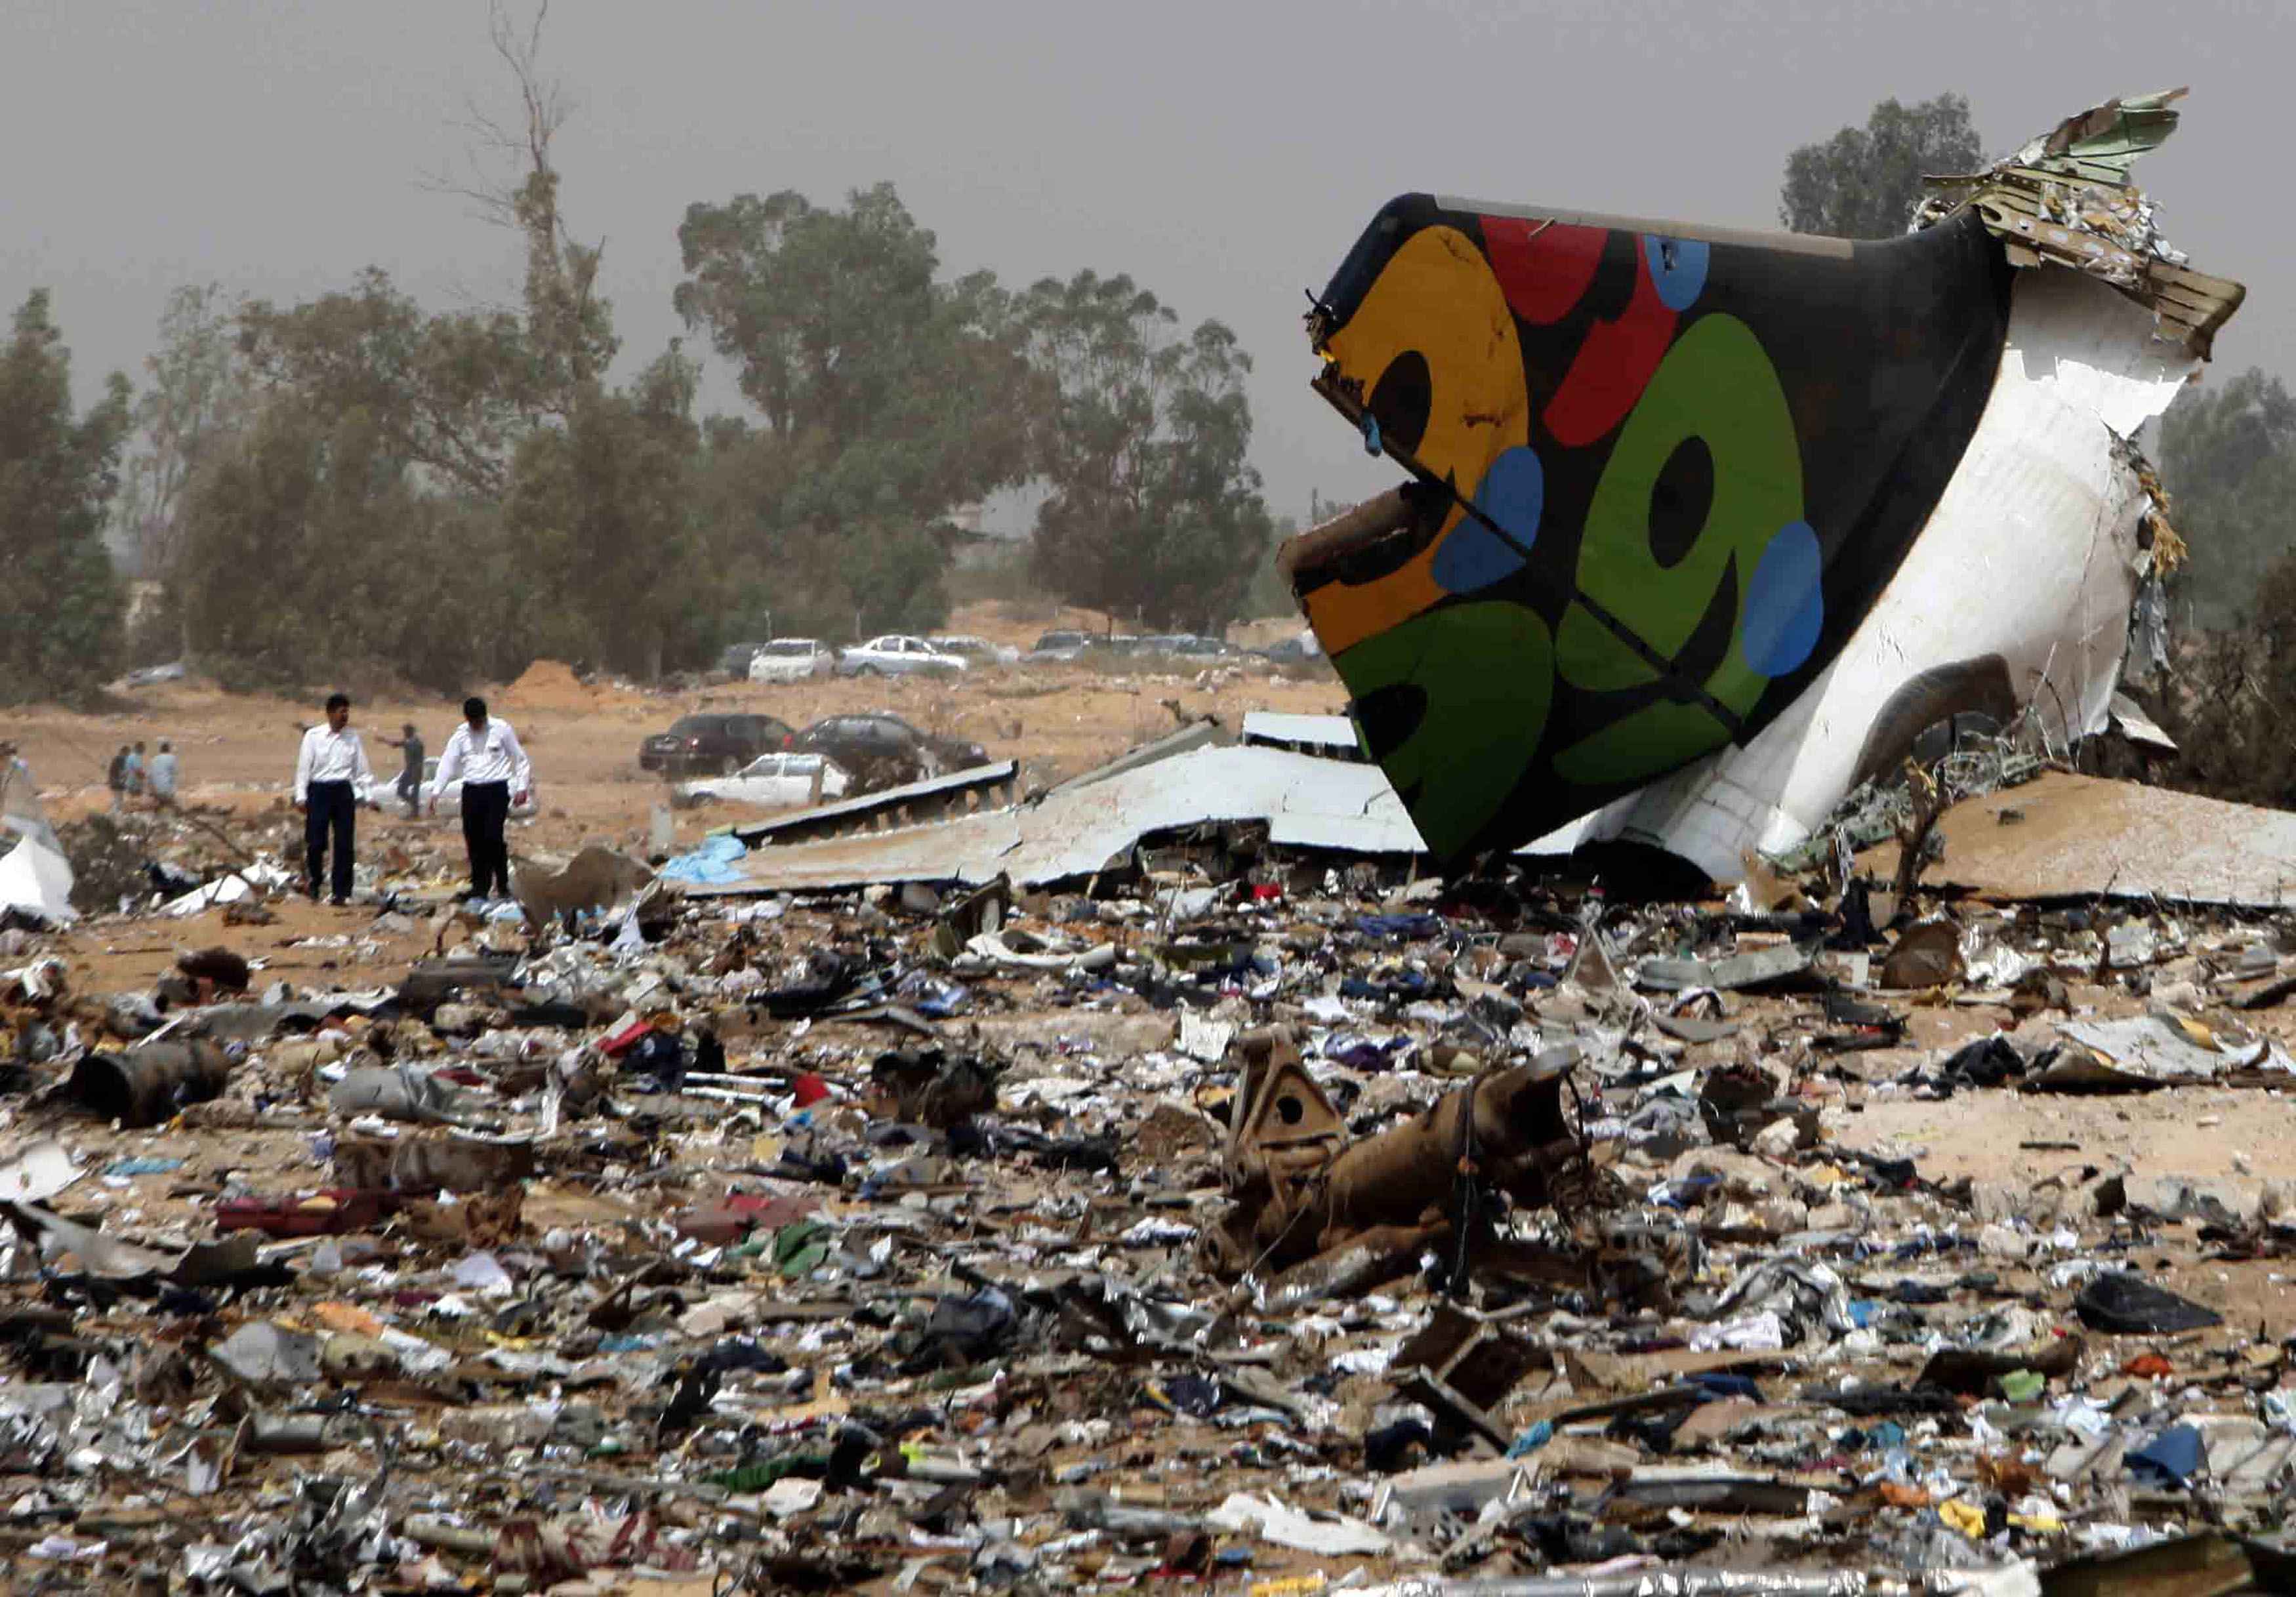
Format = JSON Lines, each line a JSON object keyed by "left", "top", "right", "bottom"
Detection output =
{"left": 422, "top": 0, "right": 614, "bottom": 405}
{"left": 426, "top": 2, "right": 565, "bottom": 226}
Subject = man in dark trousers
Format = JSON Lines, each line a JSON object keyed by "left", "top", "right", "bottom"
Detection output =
{"left": 432, "top": 696, "right": 532, "bottom": 904}
{"left": 294, "top": 693, "right": 375, "bottom": 905}
{"left": 382, "top": 723, "right": 424, "bottom": 817}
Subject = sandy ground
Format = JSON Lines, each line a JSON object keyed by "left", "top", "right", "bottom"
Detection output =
{"left": 6, "top": 603, "right": 1345, "bottom": 992}
{"left": 10, "top": 603, "right": 1342, "bottom": 854}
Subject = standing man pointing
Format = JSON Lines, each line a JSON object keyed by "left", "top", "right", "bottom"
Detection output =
{"left": 295, "top": 693, "right": 374, "bottom": 905}
{"left": 433, "top": 696, "right": 531, "bottom": 904}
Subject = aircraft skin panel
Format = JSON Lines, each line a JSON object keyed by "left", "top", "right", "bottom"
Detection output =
{"left": 1589, "top": 266, "right": 2199, "bottom": 882}
{"left": 1292, "top": 194, "right": 2012, "bottom": 862}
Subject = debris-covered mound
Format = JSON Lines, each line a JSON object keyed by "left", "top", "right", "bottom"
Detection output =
{"left": 54, "top": 814, "right": 150, "bottom": 914}
{"left": 7, "top": 724, "right": 2296, "bottom": 1592}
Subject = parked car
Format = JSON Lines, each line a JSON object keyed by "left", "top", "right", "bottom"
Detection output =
{"left": 638, "top": 712, "right": 795, "bottom": 776}
{"left": 791, "top": 714, "right": 988, "bottom": 791}
{"left": 747, "top": 638, "right": 838, "bottom": 682}
{"left": 123, "top": 661, "right": 188, "bottom": 687}
{"left": 836, "top": 634, "right": 969, "bottom": 677}
{"left": 1255, "top": 632, "right": 1325, "bottom": 663}
{"left": 1136, "top": 633, "right": 1234, "bottom": 658}
{"left": 928, "top": 633, "right": 1019, "bottom": 666}
{"left": 1024, "top": 630, "right": 1093, "bottom": 662}
{"left": 356, "top": 758, "right": 539, "bottom": 817}
{"left": 678, "top": 752, "right": 851, "bottom": 809}
{"left": 717, "top": 641, "right": 767, "bottom": 677}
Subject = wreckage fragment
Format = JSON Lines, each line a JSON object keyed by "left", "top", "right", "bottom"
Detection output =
{"left": 1914, "top": 89, "right": 2243, "bottom": 355}
{"left": 1206, "top": 1028, "right": 1587, "bottom": 1275}
{"left": 1289, "top": 92, "right": 2244, "bottom": 882}
{"left": 66, "top": 1038, "right": 232, "bottom": 1127}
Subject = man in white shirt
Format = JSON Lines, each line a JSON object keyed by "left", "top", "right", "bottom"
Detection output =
{"left": 432, "top": 695, "right": 532, "bottom": 902}
{"left": 293, "top": 693, "right": 375, "bottom": 905}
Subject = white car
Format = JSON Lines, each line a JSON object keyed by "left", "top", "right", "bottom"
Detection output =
{"left": 836, "top": 635, "right": 969, "bottom": 677}
{"left": 679, "top": 752, "right": 851, "bottom": 809}
{"left": 928, "top": 634, "right": 1020, "bottom": 666}
{"left": 747, "top": 638, "right": 838, "bottom": 683}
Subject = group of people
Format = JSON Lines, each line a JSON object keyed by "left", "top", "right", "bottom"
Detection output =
{"left": 292, "top": 693, "right": 534, "bottom": 907}
{"left": 106, "top": 740, "right": 178, "bottom": 811}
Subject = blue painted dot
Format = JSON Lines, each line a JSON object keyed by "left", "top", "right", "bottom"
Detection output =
{"left": 1434, "top": 446, "right": 1542, "bottom": 593}
{"left": 1741, "top": 520, "right": 1824, "bottom": 677}
{"left": 1643, "top": 235, "right": 1710, "bottom": 313}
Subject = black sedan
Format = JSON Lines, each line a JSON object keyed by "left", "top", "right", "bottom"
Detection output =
{"left": 790, "top": 714, "right": 987, "bottom": 791}
{"left": 638, "top": 713, "right": 796, "bottom": 777}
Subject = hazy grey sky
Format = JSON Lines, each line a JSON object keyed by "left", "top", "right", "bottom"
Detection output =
{"left": 5, "top": 0, "right": 2289, "bottom": 523}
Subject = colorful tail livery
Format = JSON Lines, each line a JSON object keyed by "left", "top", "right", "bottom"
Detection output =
{"left": 1285, "top": 91, "right": 2241, "bottom": 868}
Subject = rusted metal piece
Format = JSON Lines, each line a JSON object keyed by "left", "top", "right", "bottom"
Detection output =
{"left": 1204, "top": 1027, "right": 1346, "bottom": 1274}
{"left": 1319, "top": 1062, "right": 1576, "bottom": 1249}
{"left": 67, "top": 1038, "right": 232, "bottom": 1127}
{"left": 1205, "top": 1041, "right": 1582, "bottom": 1278}
{"left": 1253, "top": 1223, "right": 1448, "bottom": 1313}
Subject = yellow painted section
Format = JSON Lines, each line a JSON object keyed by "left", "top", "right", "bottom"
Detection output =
{"left": 1307, "top": 226, "right": 1529, "bottom": 655}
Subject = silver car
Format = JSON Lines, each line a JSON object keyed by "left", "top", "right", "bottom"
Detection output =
{"left": 748, "top": 638, "right": 838, "bottom": 682}
{"left": 836, "top": 635, "right": 969, "bottom": 677}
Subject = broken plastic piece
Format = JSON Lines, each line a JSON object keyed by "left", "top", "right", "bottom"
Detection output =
{"left": 2074, "top": 1272, "right": 2224, "bottom": 1334}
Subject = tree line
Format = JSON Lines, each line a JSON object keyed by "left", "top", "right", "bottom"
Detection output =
{"left": 0, "top": 11, "right": 1271, "bottom": 704}
{"left": 7, "top": 73, "right": 2294, "bottom": 718}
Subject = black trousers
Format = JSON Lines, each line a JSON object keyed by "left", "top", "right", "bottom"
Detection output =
{"left": 304, "top": 780, "right": 356, "bottom": 900}
{"left": 462, "top": 781, "right": 512, "bottom": 897}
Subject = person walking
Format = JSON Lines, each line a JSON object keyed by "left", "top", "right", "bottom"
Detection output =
{"left": 106, "top": 746, "right": 129, "bottom": 813}
{"left": 294, "top": 693, "right": 374, "bottom": 906}
{"left": 432, "top": 696, "right": 531, "bottom": 904}
{"left": 0, "top": 742, "right": 31, "bottom": 812}
{"left": 148, "top": 740, "right": 179, "bottom": 810}
{"left": 382, "top": 723, "right": 424, "bottom": 818}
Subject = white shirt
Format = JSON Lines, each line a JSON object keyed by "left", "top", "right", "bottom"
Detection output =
{"left": 435, "top": 718, "right": 533, "bottom": 793}
{"left": 294, "top": 725, "right": 375, "bottom": 803}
